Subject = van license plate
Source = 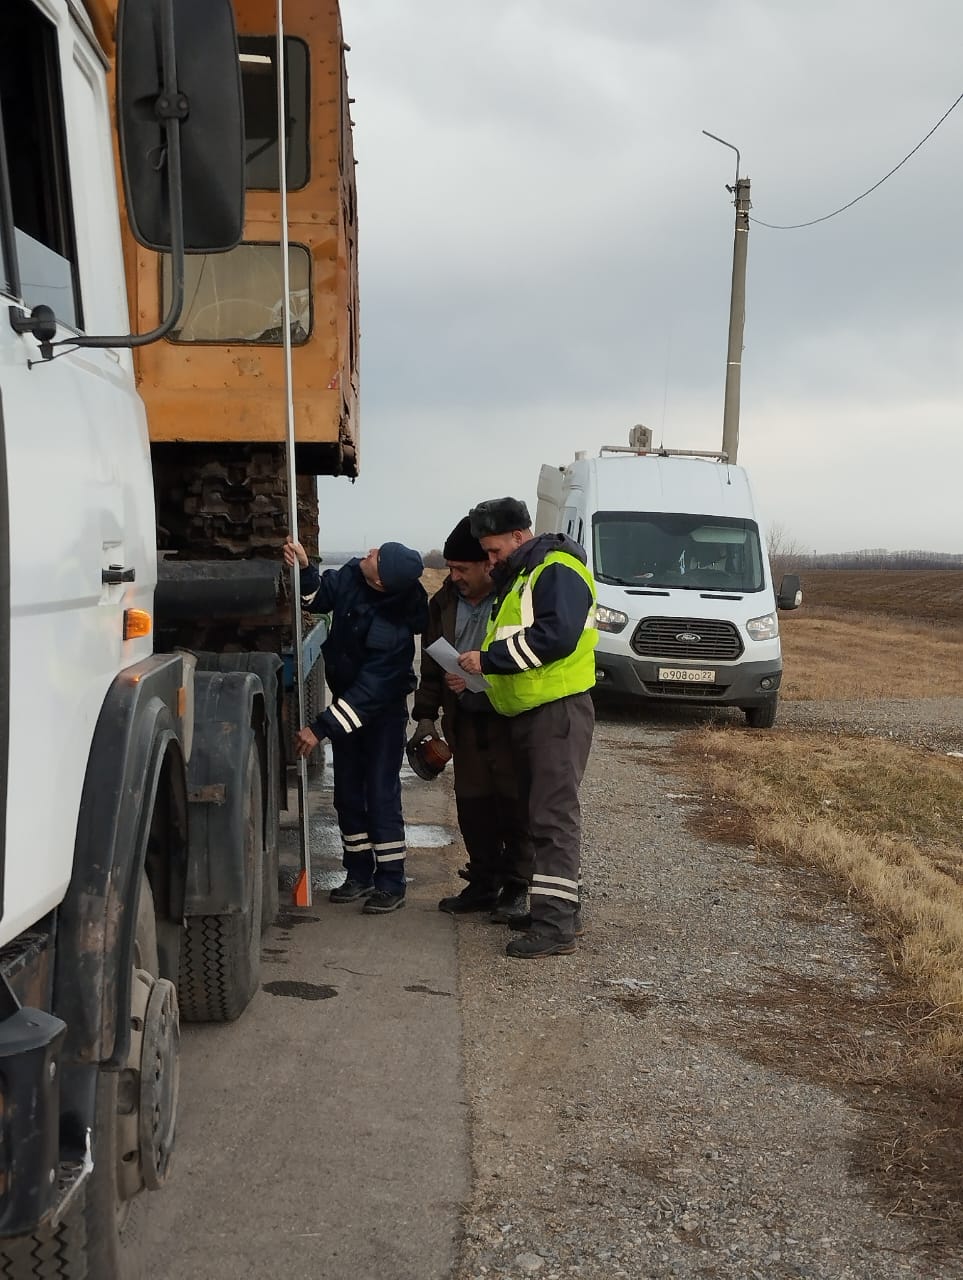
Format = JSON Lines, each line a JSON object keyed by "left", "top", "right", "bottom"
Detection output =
{"left": 659, "top": 667, "right": 716, "bottom": 682}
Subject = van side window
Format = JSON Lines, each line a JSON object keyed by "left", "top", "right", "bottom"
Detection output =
{"left": 0, "top": 0, "right": 82, "bottom": 327}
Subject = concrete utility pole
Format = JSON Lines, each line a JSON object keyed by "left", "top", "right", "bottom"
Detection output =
{"left": 702, "top": 132, "right": 751, "bottom": 464}
{"left": 722, "top": 176, "right": 751, "bottom": 465}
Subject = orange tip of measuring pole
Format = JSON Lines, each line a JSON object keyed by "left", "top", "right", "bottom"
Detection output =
{"left": 293, "top": 870, "right": 310, "bottom": 907}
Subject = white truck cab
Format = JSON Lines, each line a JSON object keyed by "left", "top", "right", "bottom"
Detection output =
{"left": 0, "top": 3, "right": 271, "bottom": 1274}
{"left": 536, "top": 438, "right": 801, "bottom": 728}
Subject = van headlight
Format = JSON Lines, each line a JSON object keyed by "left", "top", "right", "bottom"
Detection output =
{"left": 746, "top": 611, "right": 778, "bottom": 640}
{"left": 595, "top": 606, "right": 628, "bottom": 634}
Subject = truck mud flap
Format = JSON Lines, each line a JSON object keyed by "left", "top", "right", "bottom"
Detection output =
{"left": 192, "top": 653, "right": 282, "bottom": 925}
{"left": 184, "top": 671, "right": 263, "bottom": 917}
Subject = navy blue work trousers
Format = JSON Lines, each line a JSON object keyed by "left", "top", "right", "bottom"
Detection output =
{"left": 331, "top": 703, "right": 408, "bottom": 895}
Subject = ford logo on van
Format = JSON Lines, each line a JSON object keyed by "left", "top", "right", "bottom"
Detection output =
{"left": 676, "top": 631, "right": 702, "bottom": 643}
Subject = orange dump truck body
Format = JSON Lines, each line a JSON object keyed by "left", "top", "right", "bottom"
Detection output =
{"left": 86, "top": 0, "right": 359, "bottom": 478}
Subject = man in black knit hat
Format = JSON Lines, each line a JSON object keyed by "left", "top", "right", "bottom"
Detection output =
{"left": 411, "top": 516, "right": 533, "bottom": 921}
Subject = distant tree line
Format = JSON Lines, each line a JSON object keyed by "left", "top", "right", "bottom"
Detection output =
{"left": 766, "top": 523, "right": 962, "bottom": 574}
{"left": 795, "top": 549, "right": 963, "bottom": 570}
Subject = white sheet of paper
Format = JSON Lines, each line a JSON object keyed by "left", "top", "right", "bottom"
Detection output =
{"left": 424, "top": 637, "right": 490, "bottom": 694}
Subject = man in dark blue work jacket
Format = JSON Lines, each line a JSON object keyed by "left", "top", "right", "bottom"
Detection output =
{"left": 284, "top": 538, "right": 428, "bottom": 913}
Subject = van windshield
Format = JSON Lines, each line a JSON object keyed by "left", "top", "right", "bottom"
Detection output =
{"left": 593, "top": 511, "right": 765, "bottom": 592}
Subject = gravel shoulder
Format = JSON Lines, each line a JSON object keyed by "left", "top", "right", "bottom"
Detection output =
{"left": 450, "top": 698, "right": 963, "bottom": 1280}
{"left": 777, "top": 695, "right": 963, "bottom": 753}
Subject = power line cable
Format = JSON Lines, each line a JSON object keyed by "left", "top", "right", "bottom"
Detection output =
{"left": 750, "top": 86, "right": 963, "bottom": 229}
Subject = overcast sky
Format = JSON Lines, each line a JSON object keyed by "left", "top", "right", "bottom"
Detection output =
{"left": 317, "top": 0, "right": 962, "bottom": 556}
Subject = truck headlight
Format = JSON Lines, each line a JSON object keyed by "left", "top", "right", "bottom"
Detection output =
{"left": 595, "top": 606, "right": 628, "bottom": 634}
{"left": 747, "top": 611, "right": 778, "bottom": 641}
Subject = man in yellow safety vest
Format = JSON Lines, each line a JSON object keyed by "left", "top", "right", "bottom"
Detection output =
{"left": 458, "top": 497, "right": 597, "bottom": 958}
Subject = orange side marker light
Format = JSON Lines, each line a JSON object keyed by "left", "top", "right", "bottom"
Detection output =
{"left": 123, "top": 609, "right": 152, "bottom": 640}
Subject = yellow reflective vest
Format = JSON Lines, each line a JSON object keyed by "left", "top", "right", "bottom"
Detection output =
{"left": 482, "top": 550, "right": 597, "bottom": 716}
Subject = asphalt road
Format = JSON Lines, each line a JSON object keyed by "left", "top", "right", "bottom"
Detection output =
{"left": 146, "top": 762, "right": 467, "bottom": 1280}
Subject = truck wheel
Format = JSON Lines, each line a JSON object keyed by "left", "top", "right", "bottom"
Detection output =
{"left": 178, "top": 744, "right": 263, "bottom": 1022}
{"left": 744, "top": 697, "right": 778, "bottom": 729}
{"left": 0, "top": 874, "right": 177, "bottom": 1280}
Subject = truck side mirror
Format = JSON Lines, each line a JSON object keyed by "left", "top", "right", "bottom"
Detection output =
{"left": 116, "top": 0, "right": 245, "bottom": 254}
{"left": 777, "top": 573, "right": 803, "bottom": 610}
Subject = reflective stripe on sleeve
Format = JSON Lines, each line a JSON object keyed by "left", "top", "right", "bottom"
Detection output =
{"left": 516, "top": 633, "right": 542, "bottom": 668}
{"left": 505, "top": 635, "right": 530, "bottom": 671}
{"left": 337, "top": 699, "right": 362, "bottom": 729}
{"left": 329, "top": 703, "right": 352, "bottom": 734}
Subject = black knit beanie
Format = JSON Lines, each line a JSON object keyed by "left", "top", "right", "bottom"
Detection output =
{"left": 443, "top": 516, "right": 487, "bottom": 562}
{"left": 377, "top": 542, "right": 423, "bottom": 593}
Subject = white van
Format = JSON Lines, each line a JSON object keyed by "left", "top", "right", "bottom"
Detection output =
{"left": 535, "top": 441, "right": 801, "bottom": 727}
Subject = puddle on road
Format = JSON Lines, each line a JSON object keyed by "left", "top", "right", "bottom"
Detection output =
{"left": 405, "top": 824, "right": 452, "bottom": 849}
{"left": 263, "top": 980, "right": 338, "bottom": 1001}
{"left": 274, "top": 911, "right": 321, "bottom": 927}
{"left": 405, "top": 983, "right": 454, "bottom": 997}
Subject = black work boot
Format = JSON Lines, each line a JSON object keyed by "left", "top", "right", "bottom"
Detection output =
{"left": 508, "top": 909, "right": 584, "bottom": 937}
{"left": 505, "top": 930, "right": 576, "bottom": 959}
{"left": 490, "top": 883, "right": 529, "bottom": 924}
{"left": 362, "top": 890, "right": 406, "bottom": 914}
{"left": 330, "top": 878, "right": 375, "bottom": 904}
{"left": 438, "top": 883, "right": 499, "bottom": 914}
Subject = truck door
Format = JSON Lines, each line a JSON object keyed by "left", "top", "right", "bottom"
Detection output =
{"left": 0, "top": 0, "right": 156, "bottom": 946}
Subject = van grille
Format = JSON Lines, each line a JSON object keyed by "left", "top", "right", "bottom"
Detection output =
{"left": 630, "top": 616, "right": 744, "bottom": 661}
{"left": 641, "top": 681, "right": 729, "bottom": 699}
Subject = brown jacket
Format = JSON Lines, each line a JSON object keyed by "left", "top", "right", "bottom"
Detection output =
{"left": 412, "top": 577, "right": 493, "bottom": 745}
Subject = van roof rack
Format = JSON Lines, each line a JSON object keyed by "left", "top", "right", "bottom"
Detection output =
{"left": 599, "top": 446, "right": 730, "bottom": 461}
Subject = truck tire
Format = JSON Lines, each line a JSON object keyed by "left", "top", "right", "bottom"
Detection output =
{"left": 0, "top": 874, "right": 171, "bottom": 1280}
{"left": 178, "top": 744, "right": 263, "bottom": 1022}
{"left": 744, "top": 697, "right": 778, "bottom": 729}
{"left": 0, "top": 1222, "right": 86, "bottom": 1279}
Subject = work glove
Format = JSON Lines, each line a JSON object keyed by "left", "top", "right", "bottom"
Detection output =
{"left": 411, "top": 717, "right": 437, "bottom": 744}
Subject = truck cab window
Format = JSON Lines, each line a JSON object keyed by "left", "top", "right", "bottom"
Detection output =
{"left": 0, "top": 0, "right": 82, "bottom": 328}
{"left": 162, "top": 243, "right": 312, "bottom": 344}
{"left": 239, "top": 36, "right": 309, "bottom": 190}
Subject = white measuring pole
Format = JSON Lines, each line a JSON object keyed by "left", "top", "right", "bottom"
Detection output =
{"left": 276, "top": 0, "right": 312, "bottom": 904}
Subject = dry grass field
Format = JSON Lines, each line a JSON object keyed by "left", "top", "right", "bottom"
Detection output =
{"left": 779, "top": 607, "right": 963, "bottom": 699}
{"left": 677, "top": 729, "right": 963, "bottom": 1054}
{"left": 420, "top": 566, "right": 449, "bottom": 597}
{"left": 678, "top": 569, "right": 963, "bottom": 1047}
{"left": 796, "top": 569, "right": 963, "bottom": 624}
{"left": 671, "top": 569, "right": 963, "bottom": 1231}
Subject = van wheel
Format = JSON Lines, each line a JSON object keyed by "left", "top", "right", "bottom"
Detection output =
{"left": 744, "top": 698, "right": 778, "bottom": 729}
{"left": 0, "top": 875, "right": 177, "bottom": 1280}
{"left": 178, "top": 743, "right": 263, "bottom": 1022}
